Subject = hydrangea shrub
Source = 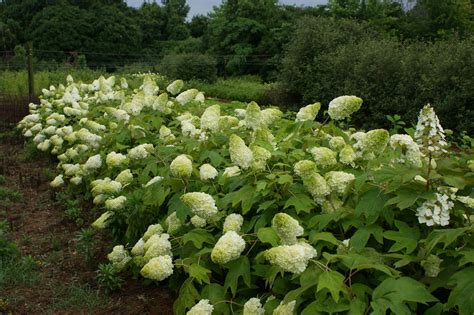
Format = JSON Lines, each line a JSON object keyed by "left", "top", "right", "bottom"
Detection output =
{"left": 18, "top": 74, "right": 474, "bottom": 315}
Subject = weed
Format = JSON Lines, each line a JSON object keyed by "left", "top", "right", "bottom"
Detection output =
{"left": 0, "top": 187, "right": 23, "bottom": 202}
{"left": 64, "top": 200, "right": 84, "bottom": 227}
{"left": 19, "top": 141, "right": 41, "bottom": 162}
{"left": 0, "top": 255, "right": 39, "bottom": 289}
{"left": 50, "top": 283, "right": 105, "bottom": 312}
{"left": 75, "top": 228, "right": 96, "bottom": 266}
{"left": 96, "top": 263, "right": 124, "bottom": 293}
{"left": 0, "top": 175, "right": 5, "bottom": 185}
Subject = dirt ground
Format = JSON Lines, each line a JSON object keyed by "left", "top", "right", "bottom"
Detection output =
{"left": 0, "top": 130, "right": 174, "bottom": 314}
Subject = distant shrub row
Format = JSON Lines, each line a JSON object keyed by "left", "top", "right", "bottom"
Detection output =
{"left": 280, "top": 17, "right": 474, "bottom": 134}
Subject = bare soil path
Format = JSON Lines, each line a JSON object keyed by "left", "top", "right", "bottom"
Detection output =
{"left": 0, "top": 131, "right": 174, "bottom": 314}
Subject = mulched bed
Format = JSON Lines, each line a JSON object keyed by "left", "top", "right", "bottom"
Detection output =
{"left": 0, "top": 133, "right": 174, "bottom": 314}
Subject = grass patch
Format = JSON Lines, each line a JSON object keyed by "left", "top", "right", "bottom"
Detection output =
{"left": 50, "top": 283, "right": 105, "bottom": 313}
{"left": 190, "top": 76, "right": 270, "bottom": 104}
{"left": 0, "top": 256, "right": 40, "bottom": 289}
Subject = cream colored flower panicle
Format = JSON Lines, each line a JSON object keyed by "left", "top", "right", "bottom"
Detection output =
{"left": 251, "top": 145, "right": 272, "bottom": 171}
{"left": 106, "top": 152, "right": 127, "bottom": 168}
{"left": 170, "top": 154, "right": 193, "bottom": 178}
{"left": 166, "top": 80, "right": 184, "bottom": 95}
{"left": 354, "top": 129, "right": 389, "bottom": 159}
{"left": 265, "top": 243, "right": 317, "bottom": 274}
{"left": 296, "top": 103, "right": 321, "bottom": 122}
{"left": 223, "top": 213, "right": 244, "bottom": 233}
{"left": 190, "top": 215, "right": 207, "bottom": 228}
{"left": 229, "top": 135, "right": 253, "bottom": 170}
{"left": 50, "top": 174, "right": 64, "bottom": 187}
{"left": 187, "top": 299, "right": 214, "bottom": 315}
{"left": 261, "top": 108, "right": 282, "bottom": 126}
{"left": 143, "top": 233, "right": 172, "bottom": 261}
{"left": 310, "top": 147, "right": 337, "bottom": 168}
{"left": 131, "top": 238, "right": 145, "bottom": 256}
{"left": 328, "top": 95, "right": 363, "bottom": 120}
{"left": 458, "top": 196, "right": 474, "bottom": 208}
{"left": 159, "top": 125, "right": 176, "bottom": 143}
{"left": 390, "top": 134, "right": 423, "bottom": 167}
{"left": 200, "top": 164, "right": 218, "bottom": 180}
{"left": 107, "top": 245, "right": 131, "bottom": 271}
{"left": 91, "top": 178, "right": 122, "bottom": 196}
{"left": 294, "top": 160, "right": 330, "bottom": 203}
{"left": 273, "top": 300, "right": 297, "bottom": 315}
{"left": 329, "top": 136, "right": 346, "bottom": 151}
{"left": 421, "top": 254, "right": 442, "bottom": 278}
{"left": 272, "top": 213, "right": 303, "bottom": 245}
{"left": 223, "top": 166, "right": 241, "bottom": 177}
{"left": 339, "top": 145, "right": 356, "bottom": 166}
{"left": 243, "top": 298, "right": 265, "bottom": 315}
{"left": 128, "top": 143, "right": 154, "bottom": 160}
{"left": 165, "top": 212, "right": 183, "bottom": 234}
{"left": 325, "top": 171, "right": 355, "bottom": 195}
{"left": 105, "top": 196, "right": 127, "bottom": 210}
{"left": 245, "top": 102, "right": 263, "bottom": 130}
{"left": 200, "top": 105, "right": 221, "bottom": 132}
{"left": 115, "top": 169, "right": 133, "bottom": 185}
{"left": 143, "top": 223, "right": 164, "bottom": 241}
{"left": 91, "top": 211, "right": 113, "bottom": 229}
{"left": 414, "top": 104, "right": 447, "bottom": 157}
{"left": 140, "top": 255, "right": 174, "bottom": 281}
{"left": 176, "top": 89, "right": 199, "bottom": 105}
{"left": 181, "top": 192, "right": 218, "bottom": 220}
{"left": 143, "top": 176, "right": 164, "bottom": 187}
{"left": 211, "top": 231, "right": 246, "bottom": 265}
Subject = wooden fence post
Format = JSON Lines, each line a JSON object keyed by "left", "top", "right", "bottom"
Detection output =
{"left": 27, "top": 42, "right": 34, "bottom": 103}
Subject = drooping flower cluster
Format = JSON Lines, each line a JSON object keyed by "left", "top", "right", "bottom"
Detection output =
{"left": 272, "top": 213, "right": 304, "bottom": 245}
{"left": 294, "top": 160, "right": 330, "bottom": 203}
{"left": 310, "top": 147, "right": 337, "bottom": 168}
{"left": 200, "top": 105, "right": 221, "bottom": 132}
{"left": 421, "top": 254, "right": 442, "bottom": 277}
{"left": 273, "top": 300, "right": 297, "bottom": 315}
{"left": 325, "top": 171, "right": 355, "bottom": 195}
{"left": 265, "top": 243, "right": 317, "bottom": 274}
{"left": 199, "top": 163, "right": 218, "bottom": 180}
{"left": 187, "top": 299, "right": 214, "bottom": 315}
{"left": 243, "top": 298, "right": 265, "bottom": 315}
{"left": 223, "top": 213, "right": 244, "bottom": 233}
{"left": 170, "top": 154, "right": 193, "bottom": 178}
{"left": 295, "top": 103, "right": 321, "bottom": 122}
{"left": 327, "top": 95, "right": 363, "bottom": 120}
{"left": 107, "top": 245, "right": 131, "bottom": 271}
{"left": 128, "top": 143, "right": 154, "bottom": 160}
{"left": 414, "top": 104, "right": 447, "bottom": 157}
{"left": 140, "top": 255, "right": 174, "bottom": 281}
{"left": 211, "top": 231, "right": 246, "bottom": 264}
{"left": 181, "top": 192, "right": 218, "bottom": 220}
{"left": 229, "top": 135, "right": 253, "bottom": 170}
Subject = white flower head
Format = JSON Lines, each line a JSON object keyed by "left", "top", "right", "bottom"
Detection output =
{"left": 50, "top": 174, "right": 64, "bottom": 188}
{"left": 140, "top": 255, "right": 174, "bottom": 281}
{"left": 144, "top": 176, "right": 164, "bottom": 187}
{"left": 170, "top": 154, "right": 193, "bottom": 178}
{"left": 414, "top": 104, "right": 447, "bottom": 157}
{"left": 325, "top": 171, "right": 355, "bottom": 195}
{"left": 165, "top": 212, "right": 183, "bottom": 234}
{"left": 272, "top": 213, "right": 304, "bottom": 245}
{"left": 200, "top": 105, "right": 221, "bottom": 132}
{"left": 273, "top": 300, "right": 297, "bottom": 315}
{"left": 105, "top": 196, "right": 127, "bottom": 210}
{"left": 91, "top": 211, "right": 113, "bottom": 229}
{"left": 328, "top": 95, "right": 363, "bottom": 120}
{"left": 200, "top": 164, "right": 218, "bottom": 180}
{"left": 131, "top": 238, "right": 145, "bottom": 256}
{"left": 187, "top": 299, "right": 214, "bottom": 315}
{"left": 223, "top": 166, "right": 241, "bottom": 177}
{"left": 245, "top": 102, "right": 263, "bottom": 130}
{"left": 143, "top": 233, "right": 172, "bottom": 261}
{"left": 223, "top": 213, "right": 244, "bottom": 233}
{"left": 265, "top": 243, "right": 317, "bottom": 274}
{"left": 211, "top": 231, "right": 246, "bottom": 265}
{"left": 166, "top": 80, "right": 184, "bottom": 95}
{"left": 309, "top": 147, "right": 337, "bottom": 168}
{"left": 181, "top": 192, "right": 218, "bottom": 220}
{"left": 115, "top": 169, "right": 133, "bottom": 185}
{"left": 243, "top": 298, "right": 265, "bottom": 315}
{"left": 143, "top": 224, "right": 164, "bottom": 241}
{"left": 190, "top": 215, "right": 207, "bottom": 228}
{"left": 128, "top": 144, "right": 154, "bottom": 160}
{"left": 176, "top": 89, "right": 199, "bottom": 105}
{"left": 229, "top": 135, "right": 253, "bottom": 170}
{"left": 107, "top": 245, "right": 131, "bottom": 271}
{"left": 296, "top": 103, "right": 321, "bottom": 122}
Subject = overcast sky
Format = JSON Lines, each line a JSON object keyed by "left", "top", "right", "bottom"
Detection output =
{"left": 126, "top": 0, "right": 327, "bottom": 17}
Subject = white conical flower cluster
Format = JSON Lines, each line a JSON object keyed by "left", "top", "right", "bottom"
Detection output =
{"left": 140, "top": 255, "right": 174, "bottom": 281}
{"left": 265, "top": 243, "right": 317, "bottom": 274}
{"left": 107, "top": 245, "right": 131, "bottom": 271}
{"left": 243, "top": 298, "right": 265, "bottom": 315}
{"left": 170, "top": 154, "right": 193, "bottom": 178}
{"left": 187, "top": 299, "right": 214, "bottom": 315}
{"left": 273, "top": 300, "right": 296, "bottom": 315}
{"left": 223, "top": 213, "right": 244, "bottom": 233}
{"left": 181, "top": 192, "right": 218, "bottom": 220}
{"left": 295, "top": 103, "right": 321, "bottom": 122}
{"left": 328, "top": 95, "right": 363, "bottom": 120}
{"left": 325, "top": 171, "right": 355, "bottom": 195}
{"left": 272, "top": 213, "right": 303, "bottom": 245}
{"left": 414, "top": 104, "right": 447, "bottom": 157}
{"left": 294, "top": 160, "right": 330, "bottom": 203}
{"left": 199, "top": 164, "right": 218, "bottom": 180}
{"left": 229, "top": 135, "right": 253, "bottom": 170}
{"left": 211, "top": 231, "right": 246, "bottom": 265}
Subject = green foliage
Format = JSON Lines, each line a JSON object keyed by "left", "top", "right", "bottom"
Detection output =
{"left": 96, "top": 263, "right": 124, "bottom": 293}
{"left": 160, "top": 53, "right": 217, "bottom": 82}
{"left": 281, "top": 17, "right": 474, "bottom": 133}
{"left": 50, "top": 283, "right": 104, "bottom": 312}
{"left": 19, "top": 74, "right": 474, "bottom": 314}
{"left": 74, "top": 228, "right": 96, "bottom": 266}
{"left": 64, "top": 200, "right": 84, "bottom": 227}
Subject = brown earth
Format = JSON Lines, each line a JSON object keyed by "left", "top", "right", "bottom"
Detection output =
{"left": 0, "top": 131, "right": 174, "bottom": 314}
